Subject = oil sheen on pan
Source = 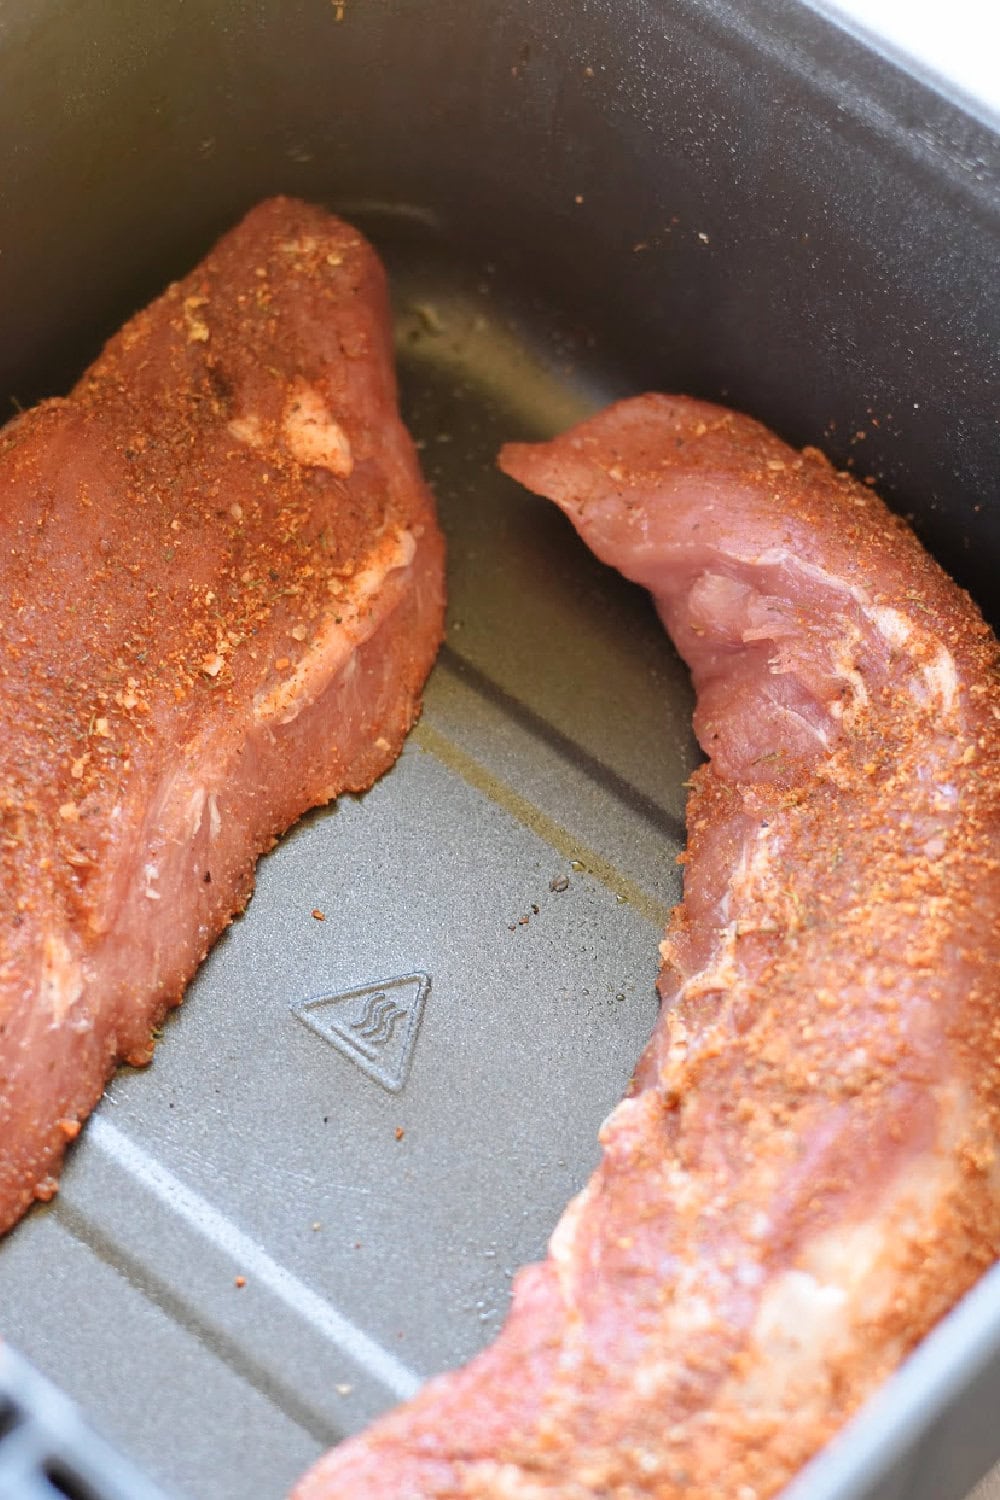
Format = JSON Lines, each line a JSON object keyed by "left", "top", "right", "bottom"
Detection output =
{"left": 292, "top": 396, "right": 1000, "bottom": 1499}
{"left": 0, "top": 197, "right": 445, "bottom": 1234}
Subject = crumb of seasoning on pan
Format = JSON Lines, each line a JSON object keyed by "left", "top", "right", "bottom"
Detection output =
{"left": 234, "top": 1275, "right": 247, "bottom": 1289}
{"left": 312, "top": 1221, "right": 322, "bottom": 1232}
{"left": 574, "top": 194, "right": 584, "bottom": 205}
{"left": 395, "top": 1126, "right": 405, "bottom": 1141}
{"left": 57, "top": 1118, "right": 81, "bottom": 1140}
{"left": 413, "top": 301, "right": 445, "bottom": 336}
{"left": 311, "top": 908, "right": 326, "bottom": 921}
{"left": 550, "top": 874, "right": 570, "bottom": 893}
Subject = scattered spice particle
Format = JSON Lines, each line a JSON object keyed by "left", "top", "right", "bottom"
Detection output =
{"left": 550, "top": 874, "right": 570, "bottom": 892}
{"left": 234, "top": 1275, "right": 247, "bottom": 1289}
{"left": 394, "top": 1126, "right": 405, "bottom": 1141}
{"left": 311, "top": 908, "right": 326, "bottom": 921}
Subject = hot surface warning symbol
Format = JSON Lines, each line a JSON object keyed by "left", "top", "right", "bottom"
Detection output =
{"left": 291, "top": 972, "right": 430, "bottom": 1093}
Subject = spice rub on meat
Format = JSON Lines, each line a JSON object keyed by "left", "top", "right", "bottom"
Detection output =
{"left": 0, "top": 197, "right": 445, "bottom": 1234}
{"left": 293, "top": 395, "right": 1000, "bottom": 1499}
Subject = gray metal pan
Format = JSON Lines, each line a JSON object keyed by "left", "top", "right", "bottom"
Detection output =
{"left": 0, "top": 3, "right": 997, "bottom": 1498}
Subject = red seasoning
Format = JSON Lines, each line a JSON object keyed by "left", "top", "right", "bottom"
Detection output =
{"left": 293, "top": 399, "right": 1000, "bottom": 1499}
{"left": 0, "top": 198, "right": 444, "bottom": 1236}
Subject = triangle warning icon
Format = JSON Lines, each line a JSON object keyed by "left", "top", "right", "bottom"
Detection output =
{"left": 291, "top": 972, "right": 430, "bottom": 1094}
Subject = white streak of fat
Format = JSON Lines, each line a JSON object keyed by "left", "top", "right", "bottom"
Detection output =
{"left": 548, "top": 1183, "right": 592, "bottom": 1304}
{"left": 281, "top": 381, "right": 353, "bottom": 476}
{"left": 829, "top": 626, "right": 869, "bottom": 725}
{"left": 752, "top": 1268, "right": 848, "bottom": 1355}
{"left": 40, "top": 931, "right": 83, "bottom": 1024}
{"left": 187, "top": 787, "right": 206, "bottom": 839}
{"left": 254, "top": 528, "right": 416, "bottom": 726}
{"left": 772, "top": 698, "right": 833, "bottom": 749}
{"left": 455, "top": 1463, "right": 551, "bottom": 1500}
{"left": 869, "top": 605, "right": 912, "bottom": 649}
{"left": 656, "top": 817, "right": 790, "bottom": 1097}
{"left": 923, "top": 644, "right": 959, "bottom": 715}
{"left": 226, "top": 414, "right": 264, "bottom": 448}
{"left": 746, "top": 553, "right": 961, "bottom": 717}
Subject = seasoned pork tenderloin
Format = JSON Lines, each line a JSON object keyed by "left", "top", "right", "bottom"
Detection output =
{"left": 293, "top": 395, "right": 999, "bottom": 1499}
{"left": 0, "top": 197, "right": 445, "bottom": 1233}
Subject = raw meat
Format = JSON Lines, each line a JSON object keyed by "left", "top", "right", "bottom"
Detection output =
{"left": 0, "top": 198, "right": 445, "bottom": 1234}
{"left": 294, "top": 395, "right": 1000, "bottom": 1498}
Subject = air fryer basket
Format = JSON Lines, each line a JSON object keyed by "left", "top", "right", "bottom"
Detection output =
{"left": 0, "top": 3, "right": 998, "bottom": 1499}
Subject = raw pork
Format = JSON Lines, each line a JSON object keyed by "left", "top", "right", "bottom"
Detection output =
{"left": 0, "top": 197, "right": 445, "bottom": 1233}
{"left": 294, "top": 395, "right": 1000, "bottom": 1499}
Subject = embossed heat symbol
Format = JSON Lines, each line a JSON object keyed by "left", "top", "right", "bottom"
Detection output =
{"left": 291, "top": 972, "right": 430, "bottom": 1093}
{"left": 350, "top": 991, "right": 407, "bottom": 1047}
